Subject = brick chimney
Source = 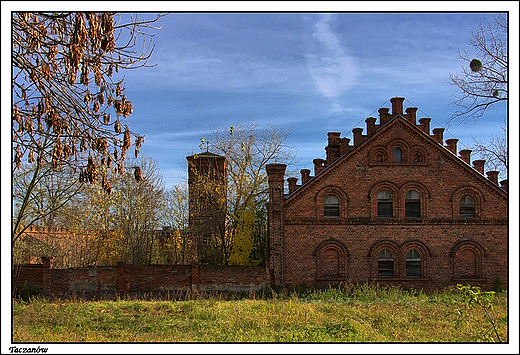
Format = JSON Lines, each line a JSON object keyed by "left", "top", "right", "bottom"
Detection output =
{"left": 431, "top": 128, "right": 445, "bottom": 144}
{"left": 325, "top": 146, "right": 338, "bottom": 165}
{"left": 379, "top": 108, "right": 391, "bottom": 125}
{"left": 459, "top": 149, "right": 472, "bottom": 164}
{"left": 390, "top": 97, "right": 405, "bottom": 115}
{"left": 405, "top": 107, "right": 418, "bottom": 125}
{"left": 352, "top": 128, "right": 364, "bottom": 145}
{"left": 419, "top": 118, "right": 431, "bottom": 135}
{"left": 326, "top": 132, "right": 341, "bottom": 165}
{"left": 328, "top": 132, "right": 341, "bottom": 146}
{"left": 301, "top": 169, "right": 311, "bottom": 184}
{"left": 313, "top": 158, "right": 326, "bottom": 175}
{"left": 365, "top": 117, "right": 377, "bottom": 135}
{"left": 486, "top": 171, "right": 499, "bottom": 185}
{"left": 472, "top": 160, "right": 485, "bottom": 175}
{"left": 500, "top": 179, "right": 508, "bottom": 192}
{"left": 445, "top": 139, "right": 459, "bottom": 155}
{"left": 339, "top": 138, "right": 351, "bottom": 155}
{"left": 287, "top": 177, "right": 298, "bottom": 194}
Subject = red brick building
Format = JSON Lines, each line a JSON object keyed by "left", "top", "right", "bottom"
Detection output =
{"left": 266, "top": 97, "right": 508, "bottom": 291}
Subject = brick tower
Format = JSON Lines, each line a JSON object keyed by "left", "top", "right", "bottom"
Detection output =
{"left": 186, "top": 152, "right": 227, "bottom": 264}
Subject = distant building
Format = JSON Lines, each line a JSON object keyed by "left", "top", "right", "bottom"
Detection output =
{"left": 266, "top": 97, "right": 508, "bottom": 291}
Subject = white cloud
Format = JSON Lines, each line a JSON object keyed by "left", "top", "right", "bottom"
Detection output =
{"left": 133, "top": 39, "right": 312, "bottom": 94}
{"left": 307, "top": 15, "right": 360, "bottom": 99}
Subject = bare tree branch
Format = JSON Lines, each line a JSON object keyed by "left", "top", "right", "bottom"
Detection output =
{"left": 449, "top": 14, "right": 507, "bottom": 122}
{"left": 12, "top": 12, "right": 165, "bottom": 238}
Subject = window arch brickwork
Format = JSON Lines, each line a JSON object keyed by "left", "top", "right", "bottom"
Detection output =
{"left": 400, "top": 241, "right": 430, "bottom": 279}
{"left": 451, "top": 186, "right": 484, "bottom": 219}
{"left": 368, "top": 240, "right": 400, "bottom": 279}
{"left": 388, "top": 139, "right": 409, "bottom": 162}
{"left": 315, "top": 240, "right": 348, "bottom": 281}
{"left": 410, "top": 145, "right": 427, "bottom": 163}
{"left": 315, "top": 186, "right": 348, "bottom": 220}
{"left": 369, "top": 146, "right": 389, "bottom": 163}
{"left": 399, "top": 182, "right": 430, "bottom": 219}
{"left": 451, "top": 240, "right": 485, "bottom": 280}
{"left": 369, "top": 182, "right": 399, "bottom": 219}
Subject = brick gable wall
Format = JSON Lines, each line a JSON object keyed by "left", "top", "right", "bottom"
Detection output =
{"left": 267, "top": 97, "right": 508, "bottom": 291}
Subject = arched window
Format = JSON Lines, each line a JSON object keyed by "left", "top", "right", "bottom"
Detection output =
{"left": 378, "top": 249, "right": 394, "bottom": 278}
{"left": 377, "top": 190, "right": 393, "bottom": 218}
{"left": 456, "top": 249, "right": 477, "bottom": 279}
{"left": 406, "top": 249, "right": 421, "bottom": 278}
{"left": 321, "top": 248, "right": 340, "bottom": 278}
{"left": 316, "top": 241, "right": 347, "bottom": 280}
{"left": 324, "top": 195, "right": 340, "bottom": 217}
{"left": 394, "top": 147, "right": 402, "bottom": 162}
{"left": 460, "top": 195, "right": 476, "bottom": 218}
{"left": 405, "top": 190, "right": 421, "bottom": 218}
{"left": 452, "top": 241, "right": 484, "bottom": 280}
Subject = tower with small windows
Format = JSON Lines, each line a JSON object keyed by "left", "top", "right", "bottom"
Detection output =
{"left": 186, "top": 152, "right": 227, "bottom": 264}
{"left": 266, "top": 97, "right": 507, "bottom": 291}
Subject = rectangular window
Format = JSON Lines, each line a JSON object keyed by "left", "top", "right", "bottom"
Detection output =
{"left": 460, "top": 206, "right": 476, "bottom": 218}
{"left": 378, "top": 260, "right": 394, "bottom": 278}
{"left": 405, "top": 201, "right": 421, "bottom": 218}
{"left": 406, "top": 261, "right": 421, "bottom": 278}
{"left": 324, "top": 206, "right": 340, "bottom": 217}
{"left": 378, "top": 201, "right": 393, "bottom": 218}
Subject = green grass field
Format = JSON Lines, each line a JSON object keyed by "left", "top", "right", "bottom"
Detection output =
{"left": 12, "top": 284, "right": 508, "bottom": 342}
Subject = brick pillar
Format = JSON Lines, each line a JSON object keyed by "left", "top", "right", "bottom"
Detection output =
{"left": 431, "top": 128, "right": 445, "bottom": 144}
{"left": 327, "top": 132, "right": 341, "bottom": 146}
{"left": 390, "top": 97, "right": 405, "bottom": 115}
{"left": 459, "top": 149, "right": 472, "bottom": 164}
{"left": 445, "top": 139, "right": 458, "bottom": 155}
{"left": 473, "top": 160, "right": 485, "bottom": 175}
{"left": 419, "top": 118, "right": 431, "bottom": 135}
{"left": 287, "top": 177, "right": 298, "bottom": 194}
{"left": 379, "top": 108, "right": 391, "bottom": 125}
{"left": 313, "top": 158, "right": 326, "bottom": 175}
{"left": 41, "top": 257, "right": 52, "bottom": 296}
{"left": 352, "top": 128, "right": 364, "bottom": 145}
{"left": 486, "top": 171, "right": 499, "bottom": 185}
{"left": 325, "top": 146, "right": 338, "bottom": 165}
{"left": 365, "top": 117, "right": 377, "bottom": 135}
{"left": 191, "top": 262, "right": 200, "bottom": 292}
{"left": 116, "top": 262, "right": 130, "bottom": 295}
{"left": 405, "top": 107, "right": 418, "bottom": 125}
{"left": 339, "top": 138, "right": 351, "bottom": 155}
{"left": 500, "top": 179, "right": 508, "bottom": 192}
{"left": 266, "top": 163, "right": 286, "bottom": 287}
{"left": 300, "top": 169, "right": 311, "bottom": 184}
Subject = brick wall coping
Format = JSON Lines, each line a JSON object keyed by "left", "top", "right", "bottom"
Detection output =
{"left": 284, "top": 218, "right": 508, "bottom": 225}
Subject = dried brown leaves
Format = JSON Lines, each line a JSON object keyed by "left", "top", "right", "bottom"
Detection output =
{"left": 13, "top": 12, "right": 151, "bottom": 188}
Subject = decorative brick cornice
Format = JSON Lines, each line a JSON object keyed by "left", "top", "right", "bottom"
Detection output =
{"left": 283, "top": 217, "right": 507, "bottom": 225}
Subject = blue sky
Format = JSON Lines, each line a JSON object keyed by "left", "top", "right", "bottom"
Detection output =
{"left": 2, "top": 4, "right": 519, "bottom": 353}
{"left": 114, "top": 11, "right": 510, "bottom": 188}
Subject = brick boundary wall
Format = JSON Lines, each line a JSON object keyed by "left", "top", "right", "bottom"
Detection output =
{"left": 12, "top": 259, "right": 271, "bottom": 298}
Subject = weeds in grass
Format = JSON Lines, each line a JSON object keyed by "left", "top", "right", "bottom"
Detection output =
{"left": 12, "top": 283, "right": 507, "bottom": 342}
{"left": 449, "top": 284, "right": 504, "bottom": 342}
